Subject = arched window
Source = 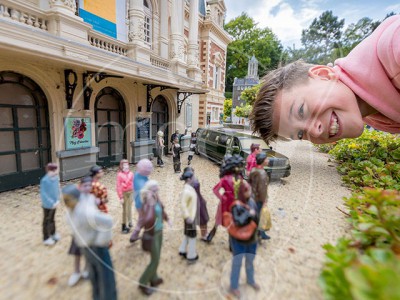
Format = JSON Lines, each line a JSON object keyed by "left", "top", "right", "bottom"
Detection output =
{"left": 143, "top": 0, "right": 152, "bottom": 46}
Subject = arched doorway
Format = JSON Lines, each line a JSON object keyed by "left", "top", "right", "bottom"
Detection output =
{"left": 95, "top": 87, "right": 126, "bottom": 167}
{"left": 0, "top": 71, "right": 51, "bottom": 192}
{"left": 151, "top": 95, "right": 169, "bottom": 152}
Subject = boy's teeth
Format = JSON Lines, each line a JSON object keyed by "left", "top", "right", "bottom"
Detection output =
{"left": 329, "top": 115, "right": 339, "bottom": 136}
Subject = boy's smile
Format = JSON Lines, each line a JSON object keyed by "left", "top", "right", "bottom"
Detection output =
{"left": 273, "top": 65, "right": 365, "bottom": 144}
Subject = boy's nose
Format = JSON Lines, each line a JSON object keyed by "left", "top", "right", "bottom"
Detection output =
{"left": 308, "top": 119, "right": 324, "bottom": 138}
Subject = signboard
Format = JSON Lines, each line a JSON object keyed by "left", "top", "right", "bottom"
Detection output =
{"left": 64, "top": 117, "right": 91, "bottom": 150}
{"left": 136, "top": 117, "right": 150, "bottom": 140}
{"left": 78, "top": 0, "right": 127, "bottom": 41}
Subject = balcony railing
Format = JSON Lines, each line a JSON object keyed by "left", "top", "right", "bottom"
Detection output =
{"left": 150, "top": 54, "right": 170, "bottom": 70}
{"left": 88, "top": 31, "right": 128, "bottom": 56}
{"left": 0, "top": 1, "right": 48, "bottom": 31}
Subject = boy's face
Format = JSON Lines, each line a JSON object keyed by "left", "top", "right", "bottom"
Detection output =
{"left": 273, "top": 66, "right": 364, "bottom": 144}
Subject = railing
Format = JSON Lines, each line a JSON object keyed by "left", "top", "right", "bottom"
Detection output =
{"left": 0, "top": 1, "right": 48, "bottom": 31}
{"left": 150, "top": 54, "right": 170, "bottom": 70}
{"left": 88, "top": 31, "right": 128, "bottom": 56}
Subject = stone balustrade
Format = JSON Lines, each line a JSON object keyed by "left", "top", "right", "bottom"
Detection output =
{"left": 0, "top": 1, "right": 48, "bottom": 31}
{"left": 88, "top": 31, "right": 128, "bottom": 56}
{"left": 150, "top": 54, "right": 171, "bottom": 70}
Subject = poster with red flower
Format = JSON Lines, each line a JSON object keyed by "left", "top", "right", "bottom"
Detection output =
{"left": 64, "top": 117, "right": 91, "bottom": 150}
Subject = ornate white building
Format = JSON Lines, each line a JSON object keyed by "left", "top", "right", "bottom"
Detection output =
{"left": 0, "top": 0, "right": 231, "bottom": 191}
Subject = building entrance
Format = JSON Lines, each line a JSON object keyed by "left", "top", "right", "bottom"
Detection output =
{"left": 95, "top": 87, "right": 126, "bottom": 167}
{"left": 0, "top": 72, "right": 51, "bottom": 192}
{"left": 151, "top": 95, "right": 169, "bottom": 153}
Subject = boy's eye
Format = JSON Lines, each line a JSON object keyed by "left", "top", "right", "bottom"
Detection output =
{"left": 297, "top": 130, "right": 304, "bottom": 140}
{"left": 299, "top": 104, "right": 304, "bottom": 118}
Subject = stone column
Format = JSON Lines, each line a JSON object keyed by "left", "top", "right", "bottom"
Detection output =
{"left": 128, "top": 0, "right": 145, "bottom": 46}
{"left": 170, "top": 0, "right": 186, "bottom": 76}
{"left": 187, "top": 0, "right": 201, "bottom": 80}
{"left": 127, "top": 0, "right": 150, "bottom": 62}
{"left": 170, "top": 0, "right": 184, "bottom": 62}
{"left": 158, "top": 0, "right": 169, "bottom": 59}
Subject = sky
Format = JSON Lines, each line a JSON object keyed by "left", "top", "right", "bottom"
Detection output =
{"left": 224, "top": 0, "right": 400, "bottom": 49}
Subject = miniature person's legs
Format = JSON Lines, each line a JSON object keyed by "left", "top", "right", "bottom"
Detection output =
{"left": 230, "top": 238, "right": 246, "bottom": 290}
{"left": 245, "top": 243, "right": 257, "bottom": 286}
{"left": 121, "top": 192, "right": 132, "bottom": 233}
{"left": 200, "top": 224, "right": 208, "bottom": 240}
{"left": 42, "top": 208, "right": 52, "bottom": 241}
{"left": 139, "top": 231, "right": 163, "bottom": 287}
{"left": 124, "top": 192, "right": 133, "bottom": 227}
{"left": 83, "top": 247, "right": 117, "bottom": 300}
{"left": 187, "top": 237, "right": 197, "bottom": 260}
{"left": 48, "top": 208, "right": 56, "bottom": 237}
{"left": 179, "top": 235, "right": 188, "bottom": 255}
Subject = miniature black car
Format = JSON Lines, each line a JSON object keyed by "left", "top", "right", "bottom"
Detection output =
{"left": 195, "top": 128, "right": 291, "bottom": 180}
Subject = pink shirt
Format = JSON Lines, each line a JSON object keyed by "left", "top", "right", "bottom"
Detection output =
{"left": 334, "top": 15, "right": 400, "bottom": 133}
{"left": 116, "top": 170, "right": 134, "bottom": 199}
{"left": 246, "top": 152, "right": 257, "bottom": 175}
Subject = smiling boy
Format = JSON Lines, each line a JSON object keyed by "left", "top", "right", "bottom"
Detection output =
{"left": 251, "top": 15, "right": 400, "bottom": 144}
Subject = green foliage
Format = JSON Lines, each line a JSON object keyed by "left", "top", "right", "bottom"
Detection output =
{"left": 223, "top": 99, "right": 232, "bottom": 121}
{"left": 340, "top": 17, "right": 380, "bottom": 57}
{"left": 234, "top": 103, "right": 252, "bottom": 118}
{"left": 328, "top": 130, "right": 400, "bottom": 192}
{"left": 240, "top": 84, "right": 261, "bottom": 106}
{"left": 224, "top": 13, "right": 284, "bottom": 92}
{"left": 320, "top": 190, "right": 400, "bottom": 300}
{"left": 301, "top": 11, "right": 345, "bottom": 64}
{"left": 315, "top": 143, "right": 337, "bottom": 153}
{"left": 224, "top": 92, "right": 233, "bottom": 99}
{"left": 319, "top": 129, "right": 400, "bottom": 299}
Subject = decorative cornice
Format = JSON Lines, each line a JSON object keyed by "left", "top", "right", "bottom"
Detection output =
{"left": 202, "top": 19, "right": 232, "bottom": 45}
{"left": 48, "top": 0, "right": 76, "bottom": 13}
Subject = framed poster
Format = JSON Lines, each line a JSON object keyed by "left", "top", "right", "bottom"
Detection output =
{"left": 136, "top": 117, "right": 150, "bottom": 140}
{"left": 64, "top": 117, "right": 92, "bottom": 150}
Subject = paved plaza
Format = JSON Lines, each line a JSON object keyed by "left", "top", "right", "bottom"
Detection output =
{"left": 1, "top": 141, "right": 351, "bottom": 300}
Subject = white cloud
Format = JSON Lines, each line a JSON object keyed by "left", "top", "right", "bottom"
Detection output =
{"left": 247, "top": 0, "right": 322, "bottom": 48}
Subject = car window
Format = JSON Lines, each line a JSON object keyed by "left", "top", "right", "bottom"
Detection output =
{"left": 232, "top": 137, "right": 240, "bottom": 148}
{"left": 208, "top": 131, "right": 219, "bottom": 142}
{"left": 218, "top": 134, "right": 229, "bottom": 146}
{"left": 240, "top": 138, "right": 269, "bottom": 150}
{"left": 200, "top": 130, "right": 207, "bottom": 138}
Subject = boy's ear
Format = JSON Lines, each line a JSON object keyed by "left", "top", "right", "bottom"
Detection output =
{"left": 308, "top": 65, "right": 338, "bottom": 80}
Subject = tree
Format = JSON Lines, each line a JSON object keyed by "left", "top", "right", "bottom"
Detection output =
{"left": 301, "top": 11, "right": 345, "bottom": 64}
{"left": 240, "top": 84, "right": 261, "bottom": 106}
{"left": 223, "top": 98, "right": 232, "bottom": 121}
{"left": 224, "top": 13, "right": 284, "bottom": 92}
{"left": 339, "top": 17, "right": 380, "bottom": 57}
{"left": 234, "top": 103, "right": 252, "bottom": 118}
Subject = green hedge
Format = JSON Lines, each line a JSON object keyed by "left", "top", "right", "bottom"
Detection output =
{"left": 318, "top": 130, "right": 400, "bottom": 300}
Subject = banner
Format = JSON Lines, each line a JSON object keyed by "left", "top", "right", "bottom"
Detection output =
{"left": 78, "top": 0, "right": 127, "bottom": 41}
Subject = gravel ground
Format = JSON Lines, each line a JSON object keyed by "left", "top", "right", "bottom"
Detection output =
{"left": 0, "top": 140, "right": 351, "bottom": 300}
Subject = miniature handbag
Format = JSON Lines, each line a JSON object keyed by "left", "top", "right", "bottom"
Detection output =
{"left": 141, "top": 232, "right": 153, "bottom": 252}
{"left": 259, "top": 205, "right": 272, "bottom": 231}
{"left": 222, "top": 200, "right": 257, "bottom": 241}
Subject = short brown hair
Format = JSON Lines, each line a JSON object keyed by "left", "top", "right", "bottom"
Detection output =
{"left": 250, "top": 143, "right": 260, "bottom": 153}
{"left": 250, "top": 60, "right": 313, "bottom": 143}
{"left": 46, "top": 162, "right": 58, "bottom": 172}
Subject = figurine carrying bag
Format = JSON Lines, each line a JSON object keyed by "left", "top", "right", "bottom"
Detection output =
{"left": 259, "top": 205, "right": 272, "bottom": 231}
{"left": 222, "top": 200, "right": 257, "bottom": 241}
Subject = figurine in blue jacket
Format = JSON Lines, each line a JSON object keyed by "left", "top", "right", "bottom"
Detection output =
{"left": 130, "top": 158, "right": 153, "bottom": 242}
{"left": 40, "top": 162, "right": 61, "bottom": 246}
